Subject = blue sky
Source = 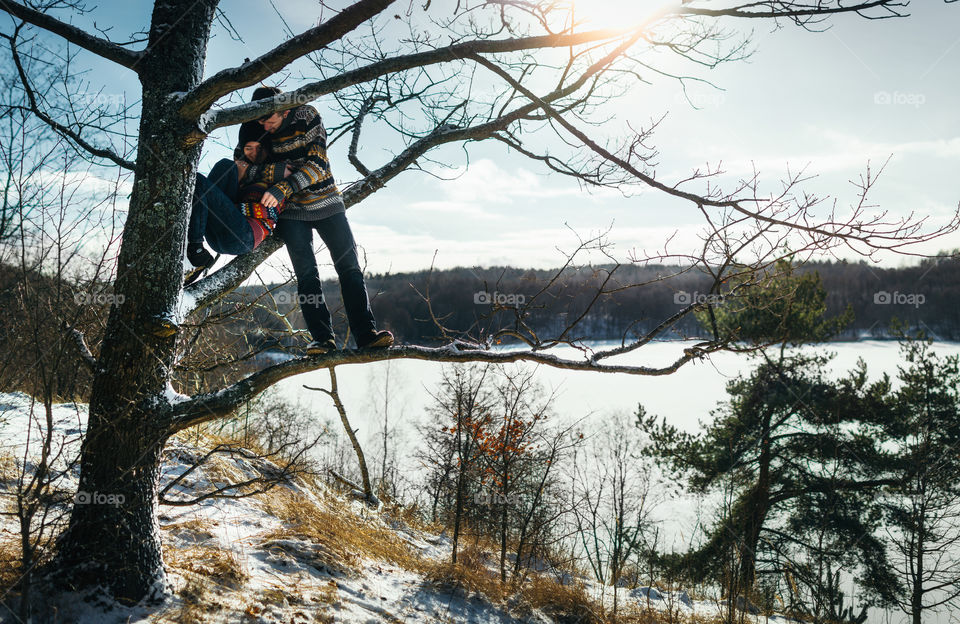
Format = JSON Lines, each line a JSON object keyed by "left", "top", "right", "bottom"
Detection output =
{"left": 14, "top": 1, "right": 960, "bottom": 277}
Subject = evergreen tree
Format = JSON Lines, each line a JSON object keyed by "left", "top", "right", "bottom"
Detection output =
{"left": 882, "top": 337, "right": 960, "bottom": 623}
{"left": 641, "top": 262, "right": 900, "bottom": 615}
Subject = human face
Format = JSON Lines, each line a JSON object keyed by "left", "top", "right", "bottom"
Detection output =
{"left": 258, "top": 110, "right": 287, "bottom": 133}
{"left": 242, "top": 141, "right": 264, "bottom": 164}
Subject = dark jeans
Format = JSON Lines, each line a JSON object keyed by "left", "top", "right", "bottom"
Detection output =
{"left": 188, "top": 159, "right": 254, "bottom": 255}
{"left": 276, "top": 213, "right": 377, "bottom": 345}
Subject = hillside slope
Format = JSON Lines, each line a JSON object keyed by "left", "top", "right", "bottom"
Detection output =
{"left": 0, "top": 392, "right": 796, "bottom": 624}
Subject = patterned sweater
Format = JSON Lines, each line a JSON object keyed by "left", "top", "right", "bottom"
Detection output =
{"left": 253, "top": 105, "right": 346, "bottom": 222}
{"left": 239, "top": 164, "right": 288, "bottom": 248}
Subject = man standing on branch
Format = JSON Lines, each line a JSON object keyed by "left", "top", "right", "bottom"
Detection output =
{"left": 254, "top": 86, "right": 393, "bottom": 355}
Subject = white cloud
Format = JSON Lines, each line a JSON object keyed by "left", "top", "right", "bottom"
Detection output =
{"left": 423, "top": 159, "right": 618, "bottom": 204}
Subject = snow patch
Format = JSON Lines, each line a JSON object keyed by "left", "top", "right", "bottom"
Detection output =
{"left": 164, "top": 382, "right": 191, "bottom": 405}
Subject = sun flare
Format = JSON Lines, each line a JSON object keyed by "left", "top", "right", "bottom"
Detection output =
{"left": 569, "top": 0, "right": 679, "bottom": 31}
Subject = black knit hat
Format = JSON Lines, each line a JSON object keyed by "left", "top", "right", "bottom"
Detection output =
{"left": 252, "top": 86, "right": 281, "bottom": 102}
{"left": 238, "top": 120, "right": 268, "bottom": 147}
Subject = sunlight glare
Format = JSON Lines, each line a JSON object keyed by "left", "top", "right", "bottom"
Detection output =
{"left": 570, "top": 0, "right": 679, "bottom": 32}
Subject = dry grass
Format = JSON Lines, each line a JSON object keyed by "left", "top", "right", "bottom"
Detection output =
{"left": 161, "top": 542, "right": 250, "bottom": 623}
{"left": 0, "top": 452, "right": 18, "bottom": 487}
{"left": 518, "top": 573, "right": 604, "bottom": 624}
{"left": 380, "top": 498, "right": 446, "bottom": 535}
{"left": 164, "top": 542, "right": 249, "bottom": 590}
{"left": 0, "top": 513, "right": 63, "bottom": 605}
{"left": 422, "top": 544, "right": 507, "bottom": 601}
{"left": 161, "top": 516, "right": 217, "bottom": 543}
{"left": 0, "top": 537, "right": 22, "bottom": 597}
{"left": 258, "top": 487, "right": 417, "bottom": 576}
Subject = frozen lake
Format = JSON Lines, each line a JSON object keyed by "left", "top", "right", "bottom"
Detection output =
{"left": 272, "top": 339, "right": 960, "bottom": 443}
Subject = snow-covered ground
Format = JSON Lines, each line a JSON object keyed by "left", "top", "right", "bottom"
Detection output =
{"left": 0, "top": 391, "right": 802, "bottom": 624}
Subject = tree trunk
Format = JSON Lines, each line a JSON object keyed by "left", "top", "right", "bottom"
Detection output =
{"left": 738, "top": 414, "right": 773, "bottom": 593}
{"left": 911, "top": 487, "right": 925, "bottom": 624}
{"left": 451, "top": 395, "right": 467, "bottom": 564}
{"left": 52, "top": 0, "right": 218, "bottom": 603}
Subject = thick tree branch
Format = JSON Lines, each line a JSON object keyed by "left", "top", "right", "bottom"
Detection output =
{"left": 0, "top": 0, "right": 143, "bottom": 70}
{"left": 195, "top": 0, "right": 910, "bottom": 129}
{"left": 177, "top": 0, "right": 397, "bottom": 119}
{"left": 165, "top": 342, "right": 722, "bottom": 432}
{"left": 197, "top": 27, "right": 631, "bottom": 131}
{"left": 185, "top": 23, "right": 651, "bottom": 311}
{"left": 769, "top": 478, "right": 903, "bottom": 505}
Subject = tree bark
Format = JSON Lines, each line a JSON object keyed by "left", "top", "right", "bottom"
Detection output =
{"left": 739, "top": 414, "right": 772, "bottom": 593}
{"left": 51, "top": 0, "right": 218, "bottom": 603}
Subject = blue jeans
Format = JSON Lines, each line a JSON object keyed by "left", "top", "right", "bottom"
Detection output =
{"left": 189, "top": 159, "right": 254, "bottom": 255}
{"left": 276, "top": 214, "right": 377, "bottom": 345}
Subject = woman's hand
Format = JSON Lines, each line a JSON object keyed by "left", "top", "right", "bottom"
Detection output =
{"left": 235, "top": 159, "right": 250, "bottom": 182}
{"left": 261, "top": 191, "right": 280, "bottom": 208}
{"left": 284, "top": 164, "right": 293, "bottom": 178}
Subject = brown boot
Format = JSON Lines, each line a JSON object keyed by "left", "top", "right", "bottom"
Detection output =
{"left": 358, "top": 330, "right": 393, "bottom": 349}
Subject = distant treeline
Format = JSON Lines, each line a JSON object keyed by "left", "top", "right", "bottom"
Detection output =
{"left": 235, "top": 256, "right": 960, "bottom": 346}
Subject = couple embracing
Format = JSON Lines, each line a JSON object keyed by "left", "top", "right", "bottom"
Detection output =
{"left": 187, "top": 86, "right": 393, "bottom": 355}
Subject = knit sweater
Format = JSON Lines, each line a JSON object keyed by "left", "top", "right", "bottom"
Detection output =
{"left": 255, "top": 105, "right": 346, "bottom": 222}
{"left": 239, "top": 164, "right": 288, "bottom": 247}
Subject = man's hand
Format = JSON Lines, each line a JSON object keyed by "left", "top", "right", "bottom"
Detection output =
{"left": 261, "top": 191, "right": 280, "bottom": 208}
{"left": 284, "top": 164, "right": 294, "bottom": 178}
{"left": 235, "top": 159, "right": 250, "bottom": 182}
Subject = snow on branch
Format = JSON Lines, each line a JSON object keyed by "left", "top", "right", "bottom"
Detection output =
{"left": 164, "top": 342, "right": 721, "bottom": 433}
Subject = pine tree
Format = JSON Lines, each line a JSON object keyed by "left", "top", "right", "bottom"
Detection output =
{"left": 642, "top": 261, "right": 900, "bottom": 614}
{"left": 882, "top": 337, "right": 960, "bottom": 623}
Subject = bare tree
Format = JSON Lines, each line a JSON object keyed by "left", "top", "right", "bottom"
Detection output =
{"left": 571, "top": 411, "right": 656, "bottom": 616}
{"left": 0, "top": 0, "right": 956, "bottom": 604}
{"left": 305, "top": 368, "right": 379, "bottom": 505}
{"left": 420, "top": 363, "right": 494, "bottom": 562}
{"left": 0, "top": 50, "right": 125, "bottom": 618}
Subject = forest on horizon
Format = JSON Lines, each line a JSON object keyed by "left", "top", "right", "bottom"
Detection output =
{"left": 230, "top": 254, "right": 960, "bottom": 348}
